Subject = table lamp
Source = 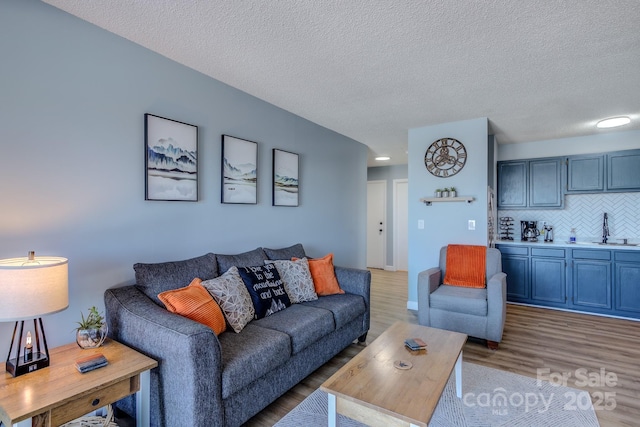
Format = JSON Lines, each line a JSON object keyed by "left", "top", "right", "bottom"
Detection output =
{"left": 0, "top": 251, "right": 68, "bottom": 377}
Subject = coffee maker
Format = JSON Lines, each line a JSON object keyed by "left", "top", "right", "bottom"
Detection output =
{"left": 521, "top": 221, "right": 540, "bottom": 242}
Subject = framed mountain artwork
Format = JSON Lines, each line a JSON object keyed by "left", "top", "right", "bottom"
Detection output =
{"left": 221, "top": 135, "right": 258, "bottom": 204}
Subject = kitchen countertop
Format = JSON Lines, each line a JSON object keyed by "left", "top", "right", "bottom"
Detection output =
{"left": 495, "top": 239, "right": 640, "bottom": 251}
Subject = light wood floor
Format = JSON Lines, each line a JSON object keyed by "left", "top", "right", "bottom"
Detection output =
{"left": 245, "top": 269, "right": 640, "bottom": 427}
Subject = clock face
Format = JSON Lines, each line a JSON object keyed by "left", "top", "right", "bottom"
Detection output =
{"left": 424, "top": 138, "right": 467, "bottom": 177}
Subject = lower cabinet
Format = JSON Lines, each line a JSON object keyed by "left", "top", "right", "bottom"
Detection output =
{"left": 614, "top": 252, "right": 640, "bottom": 316}
{"left": 497, "top": 244, "right": 639, "bottom": 319}
{"left": 530, "top": 248, "right": 566, "bottom": 306}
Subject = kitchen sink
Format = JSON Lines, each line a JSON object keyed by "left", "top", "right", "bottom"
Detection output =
{"left": 591, "top": 242, "right": 638, "bottom": 246}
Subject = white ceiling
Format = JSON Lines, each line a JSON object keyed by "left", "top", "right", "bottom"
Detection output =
{"left": 43, "top": 0, "right": 640, "bottom": 166}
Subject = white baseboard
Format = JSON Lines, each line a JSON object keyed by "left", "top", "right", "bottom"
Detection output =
{"left": 406, "top": 300, "right": 418, "bottom": 310}
{"left": 384, "top": 265, "right": 396, "bottom": 271}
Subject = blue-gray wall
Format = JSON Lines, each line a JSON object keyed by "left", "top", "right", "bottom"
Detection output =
{"left": 408, "top": 118, "right": 490, "bottom": 307}
{"left": 367, "top": 165, "right": 408, "bottom": 267}
{"left": 0, "top": 0, "right": 367, "bottom": 350}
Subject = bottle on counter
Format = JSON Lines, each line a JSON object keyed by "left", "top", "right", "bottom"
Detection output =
{"left": 569, "top": 228, "right": 577, "bottom": 243}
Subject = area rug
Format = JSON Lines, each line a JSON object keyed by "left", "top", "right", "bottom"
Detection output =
{"left": 275, "top": 362, "right": 600, "bottom": 426}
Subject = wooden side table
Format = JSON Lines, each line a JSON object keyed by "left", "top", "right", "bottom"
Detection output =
{"left": 0, "top": 339, "right": 157, "bottom": 427}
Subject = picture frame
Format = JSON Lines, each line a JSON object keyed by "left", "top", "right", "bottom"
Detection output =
{"left": 272, "top": 149, "right": 299, "bottom": 207}
{"left": 221, "top": 135, "right": 258, "bottom": 204}
{"left": 145, "top": 114, "right": 198, "bottom": 201}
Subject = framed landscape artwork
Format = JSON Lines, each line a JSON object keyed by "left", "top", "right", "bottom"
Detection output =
{"left": 272, "top": 149, "right": 299, "bottom": 206}
{"left": 145, "top": 114, "right": 198, "bottom": 201}
{"left": 221, "top": 135, "right": 258, "bottom": 204}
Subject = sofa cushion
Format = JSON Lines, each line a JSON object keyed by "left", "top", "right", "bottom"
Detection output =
{"left": 157, "top": 278, "right": 226, "bottom": 335}
{"left": 237, "top": 264, "right": 291, "bottom": 319}
{"left": 216, "top": 247, "right": 267, "bottom": 273}
{"left": 303, "top": 254, "right": 344, "bottom": 296}
{"left": 265, "top": 258, "right": 317, "bottom": 303}
{"left": 430, "top": 284, "right": 488, "bottom": 316}
{"left": 218, "top": 324, "right": 292, "bottom": 399}
{"left": 201, "top": 267, "right": 255, "bottom": 333}
{"left": 134, "top": 253, "right": 218, "bottom": 305}
{"left": 252, "top": 304, "right": 334, "bottom": 354}
{"left": 263, "top": 243, "right": 307, "bottom": 260}
{"left": 301, "top": 294, "right": 366, "bottom": 330}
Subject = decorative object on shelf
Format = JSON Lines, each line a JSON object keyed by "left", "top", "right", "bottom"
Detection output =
{"left": 272, "top": 149, "right": 299, "bottom": 207}
{"left": 499, "top": 217, "right": 514, "bottom": 240}
{"left": 435, "top": 189, "right": 443, "bottom": 198}
{"left": 221, "top": 135, "right": 258, "bottom": 204}
{"left": 145, "top": 114, "right": 198, "bottom": 202}
{"left": 424, "top": 137, "right": 467, "bottom": 177}
{"left": 0, "top": 252, "right": 69, "bottom": 377}
{"left": 75, "top": 306, "right": 108, "bottom": 349}
{"left": 448, "top": 187, "right": 457, "bottom": 197}
{"left": 442, "top": 188, "right": 450, "bottom": 197}
{"left": 420, "top": 196, "right": 474, "bottom": 206}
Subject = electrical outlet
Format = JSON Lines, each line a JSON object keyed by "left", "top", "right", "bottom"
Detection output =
{"left": 418, "top": 220, "right": 425, "bottom": 229}
{"left": 468, "top": 220, "right": 476, "bottom": 230}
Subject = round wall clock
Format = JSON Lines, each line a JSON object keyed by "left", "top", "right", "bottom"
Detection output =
{"left": 424, "top": 137, "right": 467, "bottom": 177}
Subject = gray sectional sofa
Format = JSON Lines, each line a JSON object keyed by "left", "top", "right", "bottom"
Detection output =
{"left": 104, "top": 244, "right": 370, "bottom": 427}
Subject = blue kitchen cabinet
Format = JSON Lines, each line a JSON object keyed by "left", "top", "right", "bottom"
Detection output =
{"left": 570, "top": 249, "right": 612, "bottom": 312}
{"left": 499, "top": 245, "right": 529, "bottom": 301}
{"left": 530, "top": 248, "right": 566, "bottom": 306}
{"left": 497, "top": 158, "right": 564, "bottom": 209}
{"left": 614, "top": 251, "right": 640, "bottom": 316}
{"left": 529, "top": 158, "right": 564, "bottom": 208}
{"left": 497, "top": 161, "right": 527, "bottom": 208}
{"left": 607, "top": 149, "right": 640, "bottom": 191}
{"left": 566, "top": 155, "right": 605, "bottom": 193}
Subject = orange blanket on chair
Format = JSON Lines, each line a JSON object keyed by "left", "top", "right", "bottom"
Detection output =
{"left": 443, "top": 245, "right": 487, "bottom": 288}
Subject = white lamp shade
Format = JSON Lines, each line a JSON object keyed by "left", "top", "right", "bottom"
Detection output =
{"left": 0, "top": 256, "right": 69, "bottom": 321}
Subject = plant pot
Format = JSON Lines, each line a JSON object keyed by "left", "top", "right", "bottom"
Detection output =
{"left": 76, "top": 324, "right": 108, "bottom": 349}
{"left": 450, "top": 191, "right": 457, "bottom": 197}
{"left": 442, "top": 191, "right": 449, "bottom": 198}
{"left": 435, "top": 191, "right": 442, "bottom": 198}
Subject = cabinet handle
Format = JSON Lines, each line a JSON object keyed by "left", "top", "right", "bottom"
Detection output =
{"left": 92, "top": 398, "right": 100, "bottom": 406}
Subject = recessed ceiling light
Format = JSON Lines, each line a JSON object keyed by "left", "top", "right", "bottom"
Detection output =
{"left": 375, "top": 156, "right": 391, "bottom": 161}
{"left": 596, "top": 116, "right": 631, "bottom": 128}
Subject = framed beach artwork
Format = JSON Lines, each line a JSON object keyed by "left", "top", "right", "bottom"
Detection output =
{"left": 221, "top": 135, "right": 258, "bottom": 204}
{"left": 145, "top": 114, "right": 198, "bottom": 201}
{"left": 272, "top": 149, "right": 299, "bottom": 206}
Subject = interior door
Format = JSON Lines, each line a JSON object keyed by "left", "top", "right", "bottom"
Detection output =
{"left": 367, "top": 181, "right": 386, "bottom": 269}
{"left": 394, "top": 179, "right": 408, "bottom": 271}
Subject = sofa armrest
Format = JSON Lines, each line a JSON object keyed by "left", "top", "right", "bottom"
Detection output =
{"left": 334, "top": 266, "right": 371, "bottom": 335}
{"left": 486, "top": 272, "right": 507, "bottom": 342}
{"left": 417, "top": 267, "right": 441, "bottom": 326}
{"left": 104, "top": 285, "right": 224, "bottom": 427}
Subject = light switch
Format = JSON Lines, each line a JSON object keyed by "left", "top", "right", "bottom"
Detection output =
{"left": 468, "top": 220, "right": 476, "bottom": 230}
{"left": 418, "top": 220, "right": 425, "bottom": 229}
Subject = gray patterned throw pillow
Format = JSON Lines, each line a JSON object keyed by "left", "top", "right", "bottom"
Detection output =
{"left": 201, "top": 266, "right": 255, "bottom": 333}
{"left": 265, "top": 258, "right": 317, "bottom": 304}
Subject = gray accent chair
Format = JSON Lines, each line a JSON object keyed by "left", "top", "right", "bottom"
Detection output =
{"left": 418, "top": 246, "right": 507, "bottom": 349}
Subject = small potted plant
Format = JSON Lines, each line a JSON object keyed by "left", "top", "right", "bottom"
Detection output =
{"left": 442, "top": 188, "right": 450, "bottom": 197}
{"left": 435, "top": 189, "right": 443, "bottom": 198}
{"left": 75, "top": 306, "right": 108, "bottom": 349}
{"left": 449, "top": 187, "right": 457, "bottom": 197}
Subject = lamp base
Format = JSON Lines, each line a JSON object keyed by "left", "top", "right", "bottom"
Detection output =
{"left": 6, "top": 352, "right": 49, "bottom": 377}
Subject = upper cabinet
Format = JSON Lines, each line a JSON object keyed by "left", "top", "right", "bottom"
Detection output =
{"left": 566, "top": 154, "right": 605, "bottom": 193}
{"left": 565, "top": 149, "right": 640, "bottom": 193}
{"left": 497, "top": 158, "right": 564, "bottom": 209}
{"left": 607, "top": 150, "right": 640, "bottom": 191}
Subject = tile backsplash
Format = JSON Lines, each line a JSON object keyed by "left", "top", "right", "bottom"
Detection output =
{"left": 498, "top": 193, "right": 640, "bottom": 243}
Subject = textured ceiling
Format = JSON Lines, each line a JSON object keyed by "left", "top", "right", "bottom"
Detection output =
{"left": 43, "top": 0, "right": 640, "bottom": 165}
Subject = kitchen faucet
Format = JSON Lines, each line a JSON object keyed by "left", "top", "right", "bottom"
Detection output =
{"left": 602, "top": 213, "right": 610, "bottom": 244}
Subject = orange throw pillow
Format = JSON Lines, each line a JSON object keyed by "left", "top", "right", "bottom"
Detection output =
{"left": 158, "top": 278, "right": 227, "bottom": 335}
{"left": 295, "top": 253, "right": 345, "bottom": 296}
{"left": 443, "top": 245, "right": 487, "bottom": 288}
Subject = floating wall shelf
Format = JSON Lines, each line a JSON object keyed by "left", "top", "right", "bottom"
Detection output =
{"left": 420, "top": 196, "right": 475, "bottom": 206}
